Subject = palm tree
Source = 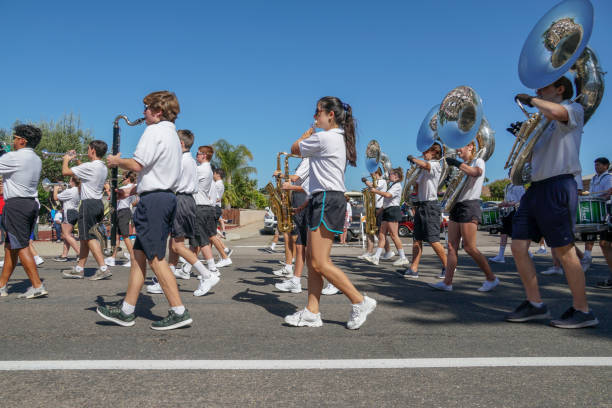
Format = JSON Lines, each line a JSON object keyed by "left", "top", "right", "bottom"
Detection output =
{"left": 211, "top": 139, "right": 256, "bottom": 186}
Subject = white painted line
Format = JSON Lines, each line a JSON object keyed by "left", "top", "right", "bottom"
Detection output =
{"left": 1, "top": 357, "right": 610, "bottom": 371}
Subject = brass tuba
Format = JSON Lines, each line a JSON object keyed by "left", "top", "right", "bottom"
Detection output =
{"left": 437, "top": 86, "right": 495, "bottom": 213}
{"left": 361, "top": 140, "right": 382, "bottom": 236}
{"left": 505, "top": 0, "right": 604, "bottom": 185}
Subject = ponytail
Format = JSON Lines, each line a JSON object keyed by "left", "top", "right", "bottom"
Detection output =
{"left": 317, "top": 96, "right": 357, "bottom": 167}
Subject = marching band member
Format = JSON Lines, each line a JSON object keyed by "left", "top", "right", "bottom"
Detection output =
{"left": 53, "top": 176, "right": 81, "bottom": 262}
{"left": 506, "top": 77, "right": 598, "bottom": 328}
{"left": 365, "top": 167, "right": 409, "bottom": 267}
{"left": 61, "top": 140, "right": 111, "bottom": 281}
{"left": 429, "top": 141, "right": 499, "bottom": 292}
{"left": 104, "top": 171, "right": 137, "bottom": 267}
{"left": 358, "top": 168, "right": 391, "bottom": 260}
{"left": 284, "top": 96, "right": 376, "bottom": 329}
{"left": 213, "top": 168, "right": 229, "bottom": 239}
{"left": 0, "top": 125, "right": 47, "bottom": 298}
{"left": 99, "top": 90, "right": 193, "bottom": 330}
{"left": 402, "top": 142, "right": 447, "bottom": 278}
{"left": 271, "top": 167, "right": 297, "bottom": 278}
{"left": 210, "top": 168, "right": 233, "bottom": 268}
{"left": 489, "top": 171, "right": 525, "bottom": 264}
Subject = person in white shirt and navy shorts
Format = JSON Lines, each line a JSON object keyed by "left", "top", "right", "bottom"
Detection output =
{"left": 506, "top": 76, "right": 598, "bottom": 328}
{"left": 0, "top": 124, "right": 47, "bottom": 299}
{"left": 284, "top": 96, "right": 376, "bottom": 330}
{"left": 53, "top": 176, "right": 81, "bottom": 262}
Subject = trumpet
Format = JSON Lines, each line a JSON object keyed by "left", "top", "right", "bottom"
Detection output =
{"left": 41, "top": 149, "right": 87, "bottom": 161}
{"left": 41, "top": 178, "right": 69, "bottom": 192}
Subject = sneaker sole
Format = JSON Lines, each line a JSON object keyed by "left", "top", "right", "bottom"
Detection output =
{"left": 19, "top": 290, "right": 49, "bottom": 299}
{"left": 505, "top": 311, "right": 551, "bottom": 323}
{"left": 62, "top": 273, "right": 84, "bottom": 279}
{"left": 89, "top": 272, "right": 113, "bottom": 281}
{"left": 347, "top": 300, "right": 377, "bottom": 330}
{"left": 284, "top": 318, "right": 323, "bottom": 327}
{"left": 275, "top": 286, "right": 302, "bottom": 293}
{"left": 147, "top": 289, "right": 164, "bottom": 294}
{"left": 96, "top": 308, "right": 136, "bottom": 327}
{"left": 150, "top": 317, "right": 193, "bottom": 331}
{"left": 550, "top": 318, "right": 599, "bottom": 329}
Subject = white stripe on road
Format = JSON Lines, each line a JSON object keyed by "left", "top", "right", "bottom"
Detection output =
{"left": 1, "top": 357, "right": 610, "bottom": 371}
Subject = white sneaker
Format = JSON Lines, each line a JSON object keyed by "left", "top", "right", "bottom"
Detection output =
{"left": 182, "top": 262, "right": 193, "bottom": 276}
{"left": 381, "top": 250, "right": 396, "bottom": 260}
{"left": 321, "top": 283, "right": 341, "bottom": 295}
{"left": 357, "top": 252, "right": 371, "bottom": 260}
{"left": 346, "top": 296, "right": 377, "bottom": 330}
{"left": 536, "top": 247, "right": 547, "bottom": 254}
{"left": 364, "top": 254, "right": 379, "bottom": 266}
{"left": 210, "top": 269, "right": 220, "bottom": 278}
{"left": 178, "top": 256, "right": 186, "bottom": 263}
{"left": 284, "top": 308, "right": 323, "bottom": 327}
{"left": 429, "top": 281, "right": 453, "bottom": 291}
{"left": 224, "top": 248, "right": 234, "bottom": 257}
{"left": 215, "top": 258, "right": 232, "bottom": 268}
{"left": 173, "top": 267, "right": 191, "bottom": 280}
{"left": 488, "top": 255, "right": 505, "bottom": 263}
{"left": 104, "top": 257, "right": 116, "bottom": 267}
{"left": 273, "top": 266, "right": 293, "bottom": 277}
{"left": 392, "top": 257, "right": 409, "bottom": 267}
{"left": 541, "top": 266, "right": 563, "bottom": 276}
{"left": 34, "top": 256, "right": 44, "bottom": 266}
{"left": 124, "top": 251, "right": 131, "bottom": 260}
{"left": 477, "top": 277, "right": 499, "bottom": 292}
{"left": 146, "top": 277, "right": 164, "bottom": 294}
{"left": 275, "top": 278, "right": 302, "bottom": 293}
{"left": 0, "top": 285, "right": 7, "bottom": 297}
{"left": 123, "top": 261, "right": 131, "bottom": 268}
{"left": 580, "top": 256, "right": 592, "bottom": 272}
{"left": 194, "top": 275, "right": 220, "bottom": 297}
{"left": 0, "top": 260, "right": 3, "bottom": 267}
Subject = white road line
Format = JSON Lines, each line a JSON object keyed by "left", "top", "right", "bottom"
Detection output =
{"left": 1, "top": 357, "right": 610, "bottom": 371}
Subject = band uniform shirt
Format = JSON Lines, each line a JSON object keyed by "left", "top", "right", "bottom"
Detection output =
{"left": 0, "top": 148, "right": 41, "bottom": 199}
{"left": 117, "top": 183, "right": 136, "bottom": 210}
{"left": 133, "top": 121, "right": 182, "bottom": 195}
{"left": 177, "top": 152, "right": 198, "bottom": 195}
{"left": 71, "top": 160, "right": 107, "bottom": 200}
{"left": 214, "top": 179, "right": 225, "bottom": 207}
{"left": 383, "top": 182, "right": 402, "bottom": 208}
{"left": 531, "top": 100, "right": 584, "bottom": 182}
{"left": 504, "top": 183, "right": 525, "bottom": 204}
{"left": 457, "top": 158, "right": 485, "bottom": 202}
{"left": 375, "top": 178, "right": 386, "bottom": 209}
{"left": 590, "top": 171, "right": 612, "bottom": 197}
{"left": 299, "top": 128, "right": 346, "bottom": 194}
{"left": 57, "top": 186, "right": 80, "bottom": 218}
{"left": 294, "top": 158, "right": 310, "bottom": 197}
{"left": 194, "top": 161, "right": 214, "bottom": 206}
{"left": 416, "top": 160, "right": 441, "bottom": 202}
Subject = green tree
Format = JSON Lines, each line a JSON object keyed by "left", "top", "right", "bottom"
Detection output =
{"left": 487, "top": 178, "right": 511, "bottom": 200}
{"left": 211, "top": 139, "right": 256, "bottom": 185}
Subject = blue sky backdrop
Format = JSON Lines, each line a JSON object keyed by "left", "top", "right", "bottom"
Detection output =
{"left": 1, "top": 0, "right": 610, "bottom": 190}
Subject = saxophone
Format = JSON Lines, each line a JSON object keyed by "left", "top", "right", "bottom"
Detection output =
{"left": 265, "top": 152, "right": 294, "bottom": 233}
{"left": 361, "top": 140, "right": 383, "bottom": 235}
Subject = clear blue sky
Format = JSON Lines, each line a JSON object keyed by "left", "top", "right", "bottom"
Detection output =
{"left": 1, "top": 0, "right": 610, "bottom": 190}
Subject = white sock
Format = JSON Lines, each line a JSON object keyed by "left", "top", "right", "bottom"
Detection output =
{"left": 100, "top": 265, "right": 108, "bottom": 272}
{"left": 270, "top": 243, "right": 276, "bottom": 250}
{"left": 171, "top": 305, "right": 186, "bottom": 315}
{"left": 35, "top": 255, "right": 43, "bottom": 262}
{"left": 224, "top": 247, "right": 230, "bottom": 254}
{"left": 192, "top": 260, "right": 207, "bottom": 276}
{"left": 530, "top": 301, "right": 544, "bottom": 308}
{"left": 498, "top": 245, "right": 506, "bottom": 257}
{"left": 121, "top": 301, "right": 135, "bottom": 315}
{"left": 75, "top": 265, "right": 84, "bottom": 273}
{"left": 285, "top": 264, "right": 294, "bottom": 273}
{"left": 398, "top": 249, "right": 405, "bottom": 259}
{"left": 584, "top": 250, "right": 592, "bottom": 258}
{"left": 374, "top": 247, "right": 383, "bottom": 257}
{"left": 206, "top": 258, "right": 218, "bottom": 273}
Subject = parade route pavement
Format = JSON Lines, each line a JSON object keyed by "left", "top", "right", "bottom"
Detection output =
{"left": 1, "top": 230, "right": 611, "bottom": 407}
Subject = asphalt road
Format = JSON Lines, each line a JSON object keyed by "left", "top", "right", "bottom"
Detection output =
{"left": 1, "top": 231, "right": 611, "bottom": 407}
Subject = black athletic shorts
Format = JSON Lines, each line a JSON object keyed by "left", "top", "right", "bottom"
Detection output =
{"left": 117, "top": 208, "right": 132, "bottom": 236}
{"left": 375, "top": 207, "right": 383, "bottom": 228}
{"left": 133, "top": 190, "right": 176, "bottom": 261}
{"left": 215, "top": 206, "right": 223, "bottom": 221}
{"left": 500, "top": 210, "right": 516, "bottom": 235}
{"left": 413, "top": 200, "right": 441, "bottom": 243}
{"left": 382, "top": 206, "right": 402, "bottom": 223}
{"left": 308, "top": 191, "right": 345, "bottom": 234}
{"left": 193, "top": 205, "right": 217, "bottom": 247}
{"left": 449, "top": 199, "right": 481, "bottom": 223}
{"left": 1, "top": 197, "right": 38, "bottom": 250}
{"left": 172, "top": 193, "right": 196, "bottom": 239}
{"left": 78, "top": 199, "right": 104, "bottom": 241}
{"left": 64, "top": 209, "right": 78, "bottom": 226}
{"left": 293, "top": 201, "right": 309, "bottom": 246}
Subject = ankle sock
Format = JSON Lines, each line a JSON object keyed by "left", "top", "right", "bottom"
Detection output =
{"left": 374, "top": 247, "right": 383, "bottom": 258}
{"left": 171, "top": 305, "right": 186, "bottom": 315}
{"left": 100, "top": 265, "right": 108, "bottom": 272}
{"left": 530, "top": 301, "right": 544, "bottom": 308}
{"left": 398, "top": 249, "right": 405, "bottom": 258}
{"left": 75, "top": 265, "right": 84, "bottom": 273}
{"left": 121, "top": 301, "right": 135, "bottom": 315}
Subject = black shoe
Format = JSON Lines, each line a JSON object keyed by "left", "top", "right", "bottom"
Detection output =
{"left": 596, "top": 279, "right": 612, "bottom": 289}
{"left": 505, "top": 300, "right": 551, "bottom": 323}
{"left": 550, "top": 307, "right": 599, "bottom": 329}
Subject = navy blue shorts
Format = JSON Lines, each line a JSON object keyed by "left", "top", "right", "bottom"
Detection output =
{"left": 171, "top": 194, "right": 196, "bottom": 239}
{"left": 293, "top": 201, "right": 309, "bottom": 246}
{"left": 512, "top": 174, "right": 577, "bottom": 248}
{"left": 308, "top": 191, "right": 345, "bottom": 234}
{"left": 1, "top": 198, "right": 38, "bottom": 250}
{"left": 78, "top": 199, "right": 104, "bottom": 241}
{"left": 414, "top": 200, "right": 441, "bottom": 243}
{"left": 133, "top": 191, "right": 176, "bottom": 261}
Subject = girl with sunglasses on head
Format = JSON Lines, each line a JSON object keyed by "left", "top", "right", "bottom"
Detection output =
{"left": 284, "top": 96, "right": 376, "bottom": 330}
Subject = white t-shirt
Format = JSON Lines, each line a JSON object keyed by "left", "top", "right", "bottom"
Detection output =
{"left": 176, "top": 152, "right": 198, "bottom": 194}
{"left": 383, "top": 182, "right": 402, "bottom": 208}
{"left": 457, "top": 158, "right": 485, "bottom": 202}
{"left": 590, "top": 172, "right": 612, "bottom": 196}
{"left": 299, "top": 128, "right": 346, "bottom": 194}
{"left": 504, "top": 184, "right": 525, "bottom": 204}
{"left": 531, "top": 101, "right": 583, "bottom": 182}
{"left": 214, "top": 179, "right": 225, "bottom": 207}
{"left": 71, "top": 160, "right": 107, "bottom": 200}
{"left": 416, "top": 160, "right": 441, "bottom": 202}
{"left": 375, "top": 178, "right": 386, "bottom": 208}
{"left": 345, "top": 201, "right": 352, "bottom": 221}
{"left": 117, "top": 183, "right": 136, "bottom": 210}
{"left": 57, "top": 186, "right": 80, "bottom": 217}
{"left": 0, "top": 148, "right": 41, "bottom": 199}
{"left": 54, "top": 212, "right": 63, "bottom": 223}
{"left": 294, "top": 158, "right": 310, "bottom": 196}
{"left": 133, "top": 121, "right": 182, "bottom": 194}
{"left": 194, "top": 162, "right": 214, "bottom": 206}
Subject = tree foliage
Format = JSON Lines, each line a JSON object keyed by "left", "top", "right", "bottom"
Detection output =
{"left": 487, "top": 178, "right": 511, "bottom": 200}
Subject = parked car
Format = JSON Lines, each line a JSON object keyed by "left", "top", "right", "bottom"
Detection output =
{"left": 262, "top": 209, "right": 278, "bottom": 234}
{"left": 398, "top": 208, "right": 448, "bottom": 238}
